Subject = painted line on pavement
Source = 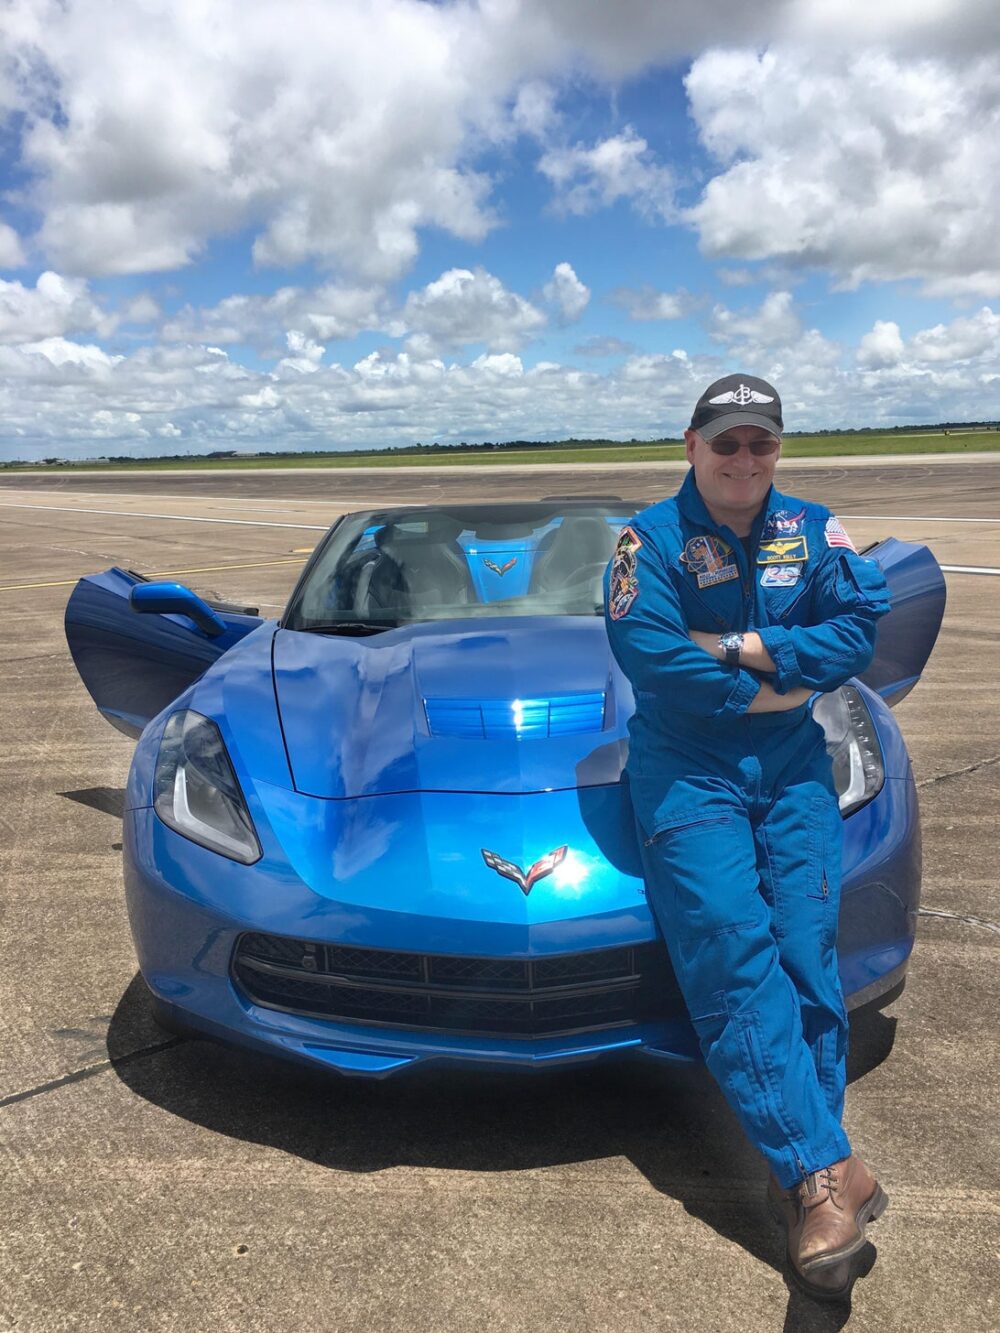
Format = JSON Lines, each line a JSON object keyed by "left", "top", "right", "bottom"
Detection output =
{"left": 0, "top": 557, "right": 307, "bottom": 593}
{"left": 841, "top": 514, "right": 1000, "bottom": 524}
{"left": 0, "top": 501, "right": 328, "bottom": 530}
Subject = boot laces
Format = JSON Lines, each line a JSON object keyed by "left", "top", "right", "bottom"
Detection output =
{"left": 801, "top": 1164, "right": 839, "bottom": 1204}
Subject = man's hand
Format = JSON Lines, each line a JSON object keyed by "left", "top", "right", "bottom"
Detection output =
{"left": 688, "top": 629, "right": 777, "bottom": 673}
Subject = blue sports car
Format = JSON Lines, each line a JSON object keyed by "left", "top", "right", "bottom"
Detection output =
{"left": 65, "top": 497, "right": 945, "bottom": 1078}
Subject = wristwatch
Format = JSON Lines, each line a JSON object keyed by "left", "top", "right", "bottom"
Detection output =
{"left": 718, "top": 631, "right": 744, "bottom": 667}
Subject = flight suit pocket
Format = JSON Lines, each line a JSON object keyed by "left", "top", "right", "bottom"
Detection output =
{"left": 643, "top": 814, "right": 731, "bottom": 847}
{"left": 833, "top": 554, "right": 892, "bottom": 615}
{"left": 806, "top": 797, "right": 840, "bottom": 947}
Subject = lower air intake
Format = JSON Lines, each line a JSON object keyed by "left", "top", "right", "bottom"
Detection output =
{"left": 232, "top": 933, "right": 685, "bottom": 1037}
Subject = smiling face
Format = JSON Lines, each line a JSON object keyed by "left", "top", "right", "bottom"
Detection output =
{"left": 683, "top": 424, "right": 781, "bottom": 535}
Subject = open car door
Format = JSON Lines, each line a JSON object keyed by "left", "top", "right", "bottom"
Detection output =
{"left": 65, "top": 567, "right": 265, "bottom": 738}
{"left": 858, "top": 537, "right": 946, "bottom": 706}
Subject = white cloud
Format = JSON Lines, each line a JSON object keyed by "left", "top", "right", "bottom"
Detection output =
{"left": 611, "top": 286, "right": 694, "bottom": 321}
{"left": 0, "top": 224, "right": 26, "bottom": 267}
{"left": 161, "top": 284, "right": 393, "bottom": 349}
{"left": 909, "top": 307, "right": 1000, "bottom": 362}
{"left": 4, "top": 309, "right": 1000, "bottom": 461}
{"left": 401, "top": 267, "right": 546, "bottom": 352}
{"left": 278, "top": 330, "right": 325, "bottom": 374}
{"left": 538, "top": 127, "right": 675, "bottom": 221}
{"left": 857, "top": 320, "right": 905, "bottom": 369}
{"left": 543, "top": 262, "right": 590, "bottom": 322}
{"left": 0, "top": 271, "right": 104, "bottom": 343}
{"left": 686, "top": 48, "right": 1000, "bottom": 297}
{"left": 710, "top": 291, "right": 802, "bottom": 348}
{"left": 4, "top": 0, "right": 995, "bottom": 291}
{"left": 859, "top": 306, "right": 1000, "bottom": 372}
{"left": 7, "top": 0, "right": 508, "bottom": 280}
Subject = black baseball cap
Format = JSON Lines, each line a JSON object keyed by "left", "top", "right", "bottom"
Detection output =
{"left": 689, "top": 373, "right": 783, "bottom": 440}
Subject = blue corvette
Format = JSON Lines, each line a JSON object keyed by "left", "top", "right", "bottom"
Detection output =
{"left": 65, "top": 497, "right": 945, "bottom": 1079}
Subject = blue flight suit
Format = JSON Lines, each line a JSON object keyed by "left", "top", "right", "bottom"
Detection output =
{"left": 604, "top": 469, "right": 891, "bottom": 1188}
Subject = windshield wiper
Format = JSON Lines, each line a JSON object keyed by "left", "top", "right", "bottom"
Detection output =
{"left": 300, "top": 619, "right": 401, "bottom": 636}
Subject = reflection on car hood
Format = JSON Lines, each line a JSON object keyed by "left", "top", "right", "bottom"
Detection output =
{"left": 271, "top": 617, "right": 628, "bottom": 798}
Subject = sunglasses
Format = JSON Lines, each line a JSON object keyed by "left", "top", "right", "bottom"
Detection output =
{"left": 708, "top": 436, "right": 780, "bottom": 457}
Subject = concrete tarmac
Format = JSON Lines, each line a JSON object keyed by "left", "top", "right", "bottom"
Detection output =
{"left": 0, "top": 458, "right": 997, "bottom": 1331}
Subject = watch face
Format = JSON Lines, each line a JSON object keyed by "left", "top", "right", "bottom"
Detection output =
{"left": 721, "top": 633, "right": 742, "bottom": 650}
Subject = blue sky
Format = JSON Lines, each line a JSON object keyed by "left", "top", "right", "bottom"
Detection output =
{"left": 1, "top": 0, "right": 999, "bottom": 459}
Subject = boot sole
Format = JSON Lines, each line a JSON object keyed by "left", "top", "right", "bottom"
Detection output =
{"left": 768, "top": 1183, "right": 888, "bottom": 1298}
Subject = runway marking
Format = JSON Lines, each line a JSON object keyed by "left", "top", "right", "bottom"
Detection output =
{"left": 0, "top": 488, "right": 351, "bottom": 509}
{"left": 0, "top": 557, "right": 307, "bottom": 593}
{"left": 0, "top": 500, "right": 328, "bottom": 530}
{"left": 841, "top": 514, "right": 1000, "bottom": 524}
{"left": 938, "top": 564, "right": 1000, "bottom": 576}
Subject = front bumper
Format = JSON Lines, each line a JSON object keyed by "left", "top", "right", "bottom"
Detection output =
{"left": 122, "top": 761, "right": 920, "bottom": 1079}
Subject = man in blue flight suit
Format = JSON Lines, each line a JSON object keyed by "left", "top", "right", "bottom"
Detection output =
{"left": 604, "top": 374, "right": 892, "bottom": 1300}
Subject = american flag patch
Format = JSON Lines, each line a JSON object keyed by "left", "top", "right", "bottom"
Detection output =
{"left": 825, "top": 516, "right": 857, "bottom": 552}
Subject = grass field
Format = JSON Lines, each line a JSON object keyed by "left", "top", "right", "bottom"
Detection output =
{"left": 3, "top": 430, "right": 999, "bottom": 472}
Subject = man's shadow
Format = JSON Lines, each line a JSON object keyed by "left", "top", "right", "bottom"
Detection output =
{"left": 108, "top": 974, "right": 893, "bottom": 1326}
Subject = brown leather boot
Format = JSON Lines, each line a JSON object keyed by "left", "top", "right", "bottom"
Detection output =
{"left": 790, "top": 1155, "right": 888, "bottom": 1278}
{"left": 767, "top": 1172, "right": 855, "bottom": 1301}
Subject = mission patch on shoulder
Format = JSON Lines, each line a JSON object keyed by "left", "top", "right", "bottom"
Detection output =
{"left": 609, "top": 525, "right": 642, "bottom": 620}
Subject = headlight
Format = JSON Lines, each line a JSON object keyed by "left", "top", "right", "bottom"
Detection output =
{"left": 812, "top": 685, "right": 885, "bottom": 817}
{"left": 153, "top": 710, "right": 261, "bottom": 863}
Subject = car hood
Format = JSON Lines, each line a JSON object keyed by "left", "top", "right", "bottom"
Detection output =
{"left": 271, "top": 618, "right": 628, "bottom": 798}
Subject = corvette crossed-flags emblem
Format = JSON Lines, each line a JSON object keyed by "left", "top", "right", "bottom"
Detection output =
{"left": 481, "top": 845, "right": 567, "bottom": 895}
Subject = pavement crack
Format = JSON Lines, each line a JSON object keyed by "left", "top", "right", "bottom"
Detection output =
{"left": 915, "top": 753, "right": 1000, "bottom": 789}
{"left": 917, "top": 907, "right": 1000, "bottom": 935}
{"left": 0, "top": 1036, "right": 184, "bottom": 1111}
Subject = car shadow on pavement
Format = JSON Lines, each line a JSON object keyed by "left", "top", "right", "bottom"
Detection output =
{"left": 108, "top": 974, "right": 892, "bottom": 1324}
{"left": 59, "top": 785, "right": 127, "bottom": 818}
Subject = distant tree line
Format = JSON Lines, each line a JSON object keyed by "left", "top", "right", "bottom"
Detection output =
{"left": 2, "top": 420, "right": 998, "bottom": 467}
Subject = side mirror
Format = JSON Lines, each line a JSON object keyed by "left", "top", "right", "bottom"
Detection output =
{"left": 129, "top": 582, "right": 227, "bottom": 638}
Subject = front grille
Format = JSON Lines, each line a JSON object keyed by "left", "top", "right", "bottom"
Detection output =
{"left": 233, "top": 933, "right": 685, "bottom": 1037}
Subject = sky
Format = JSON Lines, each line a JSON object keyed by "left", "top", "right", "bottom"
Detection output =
{"left": 1, "top": 0, "right": 1000, "bottom": 460}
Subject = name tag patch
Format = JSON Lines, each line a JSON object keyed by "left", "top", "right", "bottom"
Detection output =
{"left": 761, "top": 562, "right": 803, "bottom": 588}
{"left": 757, "top": 535, "right": 808, "bottom": 565}
{"left": 681, "top": 534, "right": 739, "bottom": 589}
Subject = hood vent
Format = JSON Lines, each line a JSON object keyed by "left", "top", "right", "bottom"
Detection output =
{"left": 424, "top": 692, "right": 606, "bottom": 739}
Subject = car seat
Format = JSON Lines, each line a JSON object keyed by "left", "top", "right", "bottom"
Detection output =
{"left": 355, "top": 521, "right": 476, "bottom": 618}
{"left": 528, "top": 515, "right": 618, "bottom": 596}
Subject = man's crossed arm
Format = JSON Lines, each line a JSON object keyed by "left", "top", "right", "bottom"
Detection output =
{"left": 688, "top": 630, "right": 813, "bottom": 713}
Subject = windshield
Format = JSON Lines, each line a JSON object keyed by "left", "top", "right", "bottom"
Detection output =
{"left": 282, "top": 500, "right": 643, "bottom": 631}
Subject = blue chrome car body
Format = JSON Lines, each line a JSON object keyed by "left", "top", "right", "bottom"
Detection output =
{"left": 65, "top": 511, "right": 944, "bottom": 1079}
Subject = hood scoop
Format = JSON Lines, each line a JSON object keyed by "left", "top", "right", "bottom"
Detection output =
{"left": 271, "top": 618, "right": 627, "bottom": 798}
{"left": 423, "top": 692, "right": 606, "bottom": 739}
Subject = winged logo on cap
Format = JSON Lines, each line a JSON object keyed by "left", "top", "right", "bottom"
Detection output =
{"left": 709, "top": 384, "right": 775, "bottom": 406}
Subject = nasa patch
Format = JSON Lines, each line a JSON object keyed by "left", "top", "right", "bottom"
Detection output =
{"left": 762, "top": 507, "right": 806, "bottom": 540}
